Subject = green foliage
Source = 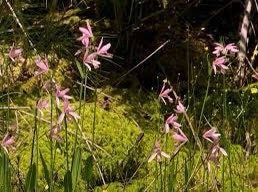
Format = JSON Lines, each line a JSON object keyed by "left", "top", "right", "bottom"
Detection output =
{"left": 0, "top": 150, "right": 12, "bottom": 192}
{"left": 25, "top": 163, "right": 37, "bottom": 192}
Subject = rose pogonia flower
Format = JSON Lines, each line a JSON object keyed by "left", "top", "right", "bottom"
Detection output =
{"left": 213, "top": 42, "right": 238, "bottom": 56}
{"left": 83, "top": 50, "right": 99, "bottom": 71}
{"left": 50, "top": 125, "right": 62, "bottom": 142}
{"left": 55, "top": 86, "right": 73, "bottom": 105}
{"left": 8, "top": 44, "right": 25, "bottom": 63}
{"left": 37, "top": 98, "right": 49, "bottom": 110}
{"left": 172, "top": 127, "right": 188, "bottom": 145}
{"left": 1, "top": 133, "right": 15, "bottom": 152}
{"left": 159, "top": 80, "right": 173, "bottom": 105}
{"left": 207, "top": 143, "right": 227, "bottom": 171}
{"left": 225, "top": 43, "right": 239, "bottom": 54}
{"left": 212, "top": 56, "right": 229, "bottom": 74}
{"left": 58, "top": 99, "right": 80, "bottom": 124}
{"left": 97, "top": 37, "right": 113, "bottom": 58}
{"left": 212, "top": 43, "right": 225, "bottom": 56}
{"left": 35, "top": 56, "right": 49, "bottom": 75}
{"left": 37, "top": 98, "right": 49, "bottom": 116}
{"left": 148, "top": 140, "right": 170, "bottom": 163}
{"left": 203, "top": 127, "right": 221, "bottom": 143}
{"left": 174, "top": 101, "right": 186, "bottom": 114}
{"left": 164, "top": 114, "right": 181, "bottom": 133}
{"left": 78, "top": 21, "right": 93, "bottom": 47}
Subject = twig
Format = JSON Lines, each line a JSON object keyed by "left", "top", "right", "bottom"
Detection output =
{"left": 4, "top": 0, "right": 36, "bottom": 50}
{"left": 115, "top": 40, "right": 170, "bottom": 85}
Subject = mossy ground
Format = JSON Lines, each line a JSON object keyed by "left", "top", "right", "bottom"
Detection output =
{"left": 1, "top": 87, "right": 258, "bottom": 191}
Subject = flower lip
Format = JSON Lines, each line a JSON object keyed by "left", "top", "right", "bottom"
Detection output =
{"left": 203, "top": 127, "right": 221, "bottom": 143}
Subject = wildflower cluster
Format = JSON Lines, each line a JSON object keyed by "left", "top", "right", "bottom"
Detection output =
{"left": 76, "top": 21, "right": 112, "bottom": 71}
{"left": 202, "top": 128, "right": 227, "bottom": 171}
{"left": 212, "top": 42, "right": 239, "bottom": 75}
{"left": 149, "top": 79, "right": 227, "bottom": 169}
{"left": 149, "top": 79, "right": 188, "bottom": 162}
{"left": 1, "top": 21, "right": 113, "bottom": 151}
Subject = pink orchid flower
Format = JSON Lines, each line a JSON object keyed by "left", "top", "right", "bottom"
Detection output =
{"left": 35, "top": 56, "right": 49, "bottom": 75}
{"left": 58, "top": 99, "right": 80, "bottom": 124}
{"left": 212, "top": 43, "right": 225, "bottom": 56}
{"left": 55, "top": 86, "right": 73, "bottom": 105}
{"left": 37, "top": 98, "right": 49, "bottom": 116}
{"left": 212, "top": 56, "right": 229, "bottom": 74}
{"left": 172, "top": 127, "right": 188, "bottom": 145}
{"left": 37, "top": 98, "right": 49, "bottom": 110}
{"left": 225, "top": 43, "right": 239, "bottom": 54}
{"left": 1, "top": 133, "right": 15, "bottom": 152}
{"left": 97, "top": 37, "right": 113, "bottom": 58}
{"left": 213, "top": 42, "right": 238, "bottom": 56}
{"left": 148, "top": 140, "right": 170, "bottom": 163}
{"left": 174, "top": 101, "right": 186, "bottom": 114}
{"left": 207, "top": 143, "right": 227, "bottom": 171}
{"left": 78, "top": 21, "right": 93, "bottom": 47}
{"left": 50, "top": 125, "right": 62, "bottom": 142}
{"left": 159, "top": 81, "right": 173, "bottom": 105}
{"left": 83, "top": 50, "right": 100, "bottom": 71}
{"left": 8, "top": 44, "right": 25, "bottom": 63}
{"left": 164, "top": 114, "right": 181, "bottom": 133}
{"left": 203, "top": 127, "right": 221, "bottom": 143}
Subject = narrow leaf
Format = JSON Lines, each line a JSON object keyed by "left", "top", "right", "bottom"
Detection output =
{"left": 71, "top": 147, "right": 82, "bottom": 191}
{"left": 25, "top": 163, "right": 37, "bottom": 192}
{"left": 82, "top": 155, "right": 94, "bottom": 184}
{"left": 64, "top": 171, "right": 72, "bottom": 192}
{"left": 39, "top": 150, "right": 51, "bottom": 190}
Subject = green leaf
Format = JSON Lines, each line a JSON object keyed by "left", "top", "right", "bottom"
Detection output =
{"left": 25, "top": 163, "right": 37, "bottom": 192}
{"left": 64, "top": 171, "right": 72, "bottom": 192}
{"left": 0, "top": 150, "right": 12, "bottom": 192}
{"left": 75, "top": 60, "right": 85, "bottom": 78}
{"left": 71, "top": 147, "right": 82, "bottom": 191}
{"left": 82, "top": 155, "right": 94, "bottom": 184}
{"left": 39, "top": 150, "right": 51, "bottom": 191}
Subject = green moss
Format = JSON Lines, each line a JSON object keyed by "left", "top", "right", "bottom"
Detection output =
{"left": 1, "top": 88, "right": 258, "bottom": 191}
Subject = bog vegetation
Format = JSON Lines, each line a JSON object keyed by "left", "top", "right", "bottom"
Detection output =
{"left": 0, "top": 0, "right": 257, "bottom": 191}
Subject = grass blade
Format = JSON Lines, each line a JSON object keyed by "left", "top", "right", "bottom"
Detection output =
{"left": 64, "top": 170, "right": 72, "bottom": 192}
{"left": 39, "top": 150, "right": 51, "bottom": 191}
{"left": 71, "top": 147, "right": 82, "bottom": 192}
{"left": 25, "top": 163, "right": 36, "bottom": 192}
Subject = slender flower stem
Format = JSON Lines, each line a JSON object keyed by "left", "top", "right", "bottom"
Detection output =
{"left": 64, "top": 116, "right": 69, "bottom": 171}
{"left": 92, "top": 88, "right": 97, "bottom": 142}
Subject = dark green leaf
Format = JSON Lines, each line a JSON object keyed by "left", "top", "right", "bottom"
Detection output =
{"left": 25, "top": 163, "right": 37, "bottom": 192}
{"left": 64, "top": 170, "right": 72, "bottom": 192}
{"left": 39, "top": 150, "right": 51, "bottom": 191}
{"left": 71, "top": 147, "right": 82, "bottom": 192}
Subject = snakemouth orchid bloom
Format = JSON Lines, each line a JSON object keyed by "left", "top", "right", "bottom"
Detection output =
{"left": 174, "top": 101, "right": 186, "bottom": 114}
{"left": 212, "top": 56, "right": 229, "bottom": 74}
{"left": 35, "top": 56, "right": 49, "bottom": 75}
{"left": 213, "top": 42, "right": 238, "bottom": 56}
{"left": 83, "top": 50, "right": 100, "bottom": 71}
{"left": 148, "top": 140, "right": 170, "bottom": 163}
{"left": 55, "top": 86, "right": 73, "bottom": 105}
{"left": 207, "top": 143, "right": 228, "bottom": 171}
{"left": 164, "top": 114, "right": 181, "bottom": 133}
{"left": 225, "top": 43, "right": 239, "bottom": 54}
{"left": 78, "top": 21, "right": 93, "bottom": 48}
{"left": 172, "top": 127, "right": 188, "bottom": 145}
{"left": 159, "top": 81, "right": 173, "bottom": 105}
{"left": 97, "top": 37, "right": 113, "bottom": 58}
{"left": 203, "top": 127, "right": 221, "bottom": 143}
{"left": 50, "top": 124, "right": 62, "bottom": 142}
{"left": 1, "top": 133, "right": 15, "bottom": 152}
{"left": 58, "top": 99, "right": 80, "bottom": 124}
{"left": 8, "top": 44, "right": 25, "bottom": 63}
